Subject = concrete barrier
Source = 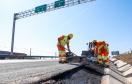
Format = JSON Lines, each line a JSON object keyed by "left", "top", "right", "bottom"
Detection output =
{"left": 110, "top": 58, "right": 132, "bottom": 84}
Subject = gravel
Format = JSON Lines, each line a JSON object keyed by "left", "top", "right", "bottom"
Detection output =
{"left": 53, "top": 67, "right": 103, "bottom": 84}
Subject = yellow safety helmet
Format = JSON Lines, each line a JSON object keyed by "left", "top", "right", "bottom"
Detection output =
{"left": 69, "top": 34, "right": 73, "bottom": 39}
{"left": 92, "top": 40, "right": 97, "bottom": 44}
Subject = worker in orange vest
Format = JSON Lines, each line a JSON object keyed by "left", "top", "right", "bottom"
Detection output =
{"left": 92, "top": 40, "right": 110, "bottom": 68}
{"left": 57, "top": 34, "right": 73, "bottom": 63}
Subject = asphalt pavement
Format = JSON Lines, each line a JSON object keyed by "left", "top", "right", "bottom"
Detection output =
{"left": 0, "top": 59, "right": 82, "bottom": 84}
{"left": 0, "top": 58, "right": 131, "bottom": 84}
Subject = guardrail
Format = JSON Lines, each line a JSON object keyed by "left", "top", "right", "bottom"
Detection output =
{"left": 0, "top": 55, "right": 58, "bottom": 59}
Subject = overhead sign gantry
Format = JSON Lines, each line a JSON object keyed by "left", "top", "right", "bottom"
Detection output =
{"left": 11, "top": 0, "right": 95, "bottom": 55}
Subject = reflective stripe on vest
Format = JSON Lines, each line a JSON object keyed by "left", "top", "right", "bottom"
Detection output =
{"left": 57, "top": 36, "right": 69, "bottom": 47}
{"left": 106, "top": 45, "right": 109, "bottom": 53}
{"left": 98, "top": 44, "right": 104, "bottom": 51}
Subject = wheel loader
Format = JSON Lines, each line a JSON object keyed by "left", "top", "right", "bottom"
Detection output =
{"left": 66, "top": 42, "right": 98, "bottom": 64}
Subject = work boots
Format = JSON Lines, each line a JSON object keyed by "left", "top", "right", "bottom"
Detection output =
{"left": 59, "top": 61, "right": 68, "bottom": 64}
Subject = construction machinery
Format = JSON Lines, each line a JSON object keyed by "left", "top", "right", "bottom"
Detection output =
{"left": 81, "top": 42, "right": 95, "bottom": 59}
{"left": 66, "top": 42, "right": 98, "bottom": 64}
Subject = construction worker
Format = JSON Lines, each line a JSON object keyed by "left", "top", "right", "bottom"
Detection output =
{"left": 57, "top": 34, "right": 73, "bottom": 63}
{"left": 92, "top": 40, "right": 110, "bottom": 68}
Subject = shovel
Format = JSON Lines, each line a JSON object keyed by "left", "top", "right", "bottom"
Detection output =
{"left": 64, "top": 47, "right": 78, "bottom": 56}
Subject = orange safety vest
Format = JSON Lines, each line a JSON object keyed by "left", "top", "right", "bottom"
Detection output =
{"left": 95, "top": 41, "right": 109, "bottom": 56}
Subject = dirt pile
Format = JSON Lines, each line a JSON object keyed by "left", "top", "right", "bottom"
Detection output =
{"left": 112, "top": 53, "right": 132, "bottom": 65}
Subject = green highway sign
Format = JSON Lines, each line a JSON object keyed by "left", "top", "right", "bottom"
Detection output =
{"left": 35, "top": 4, "right": 47, "bottom": 13}
{"left": 55, "top": 0, "right": 65, "bottom": 8}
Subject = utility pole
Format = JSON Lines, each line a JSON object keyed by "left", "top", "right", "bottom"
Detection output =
{"left": 30, "top": 48, "right": 32, "bottom": 56}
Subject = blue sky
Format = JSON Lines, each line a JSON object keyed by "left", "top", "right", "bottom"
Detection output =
{"left": 0, "top": 0, "right": 132, "bottom": 56}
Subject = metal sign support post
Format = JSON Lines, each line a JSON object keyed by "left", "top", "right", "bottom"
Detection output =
{"left": 10, "top": 0, "right": 95, "bottom": 56}
{"left": 11, "top": 13, "right": 17, "bottom": 55}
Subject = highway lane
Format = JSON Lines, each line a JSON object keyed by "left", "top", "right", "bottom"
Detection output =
{"left": 0, "top": 59, "right": 130, "bottom": 84}
{"left": 0, "top": 59, "right": 82, "bottom": 84}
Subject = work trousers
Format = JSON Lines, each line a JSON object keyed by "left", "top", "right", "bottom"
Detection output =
{"left": 98, "top": 54, "right": 109, "bottom": 67}
{"left": 57, "top": 45, "right": 66, "bottom": 62}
